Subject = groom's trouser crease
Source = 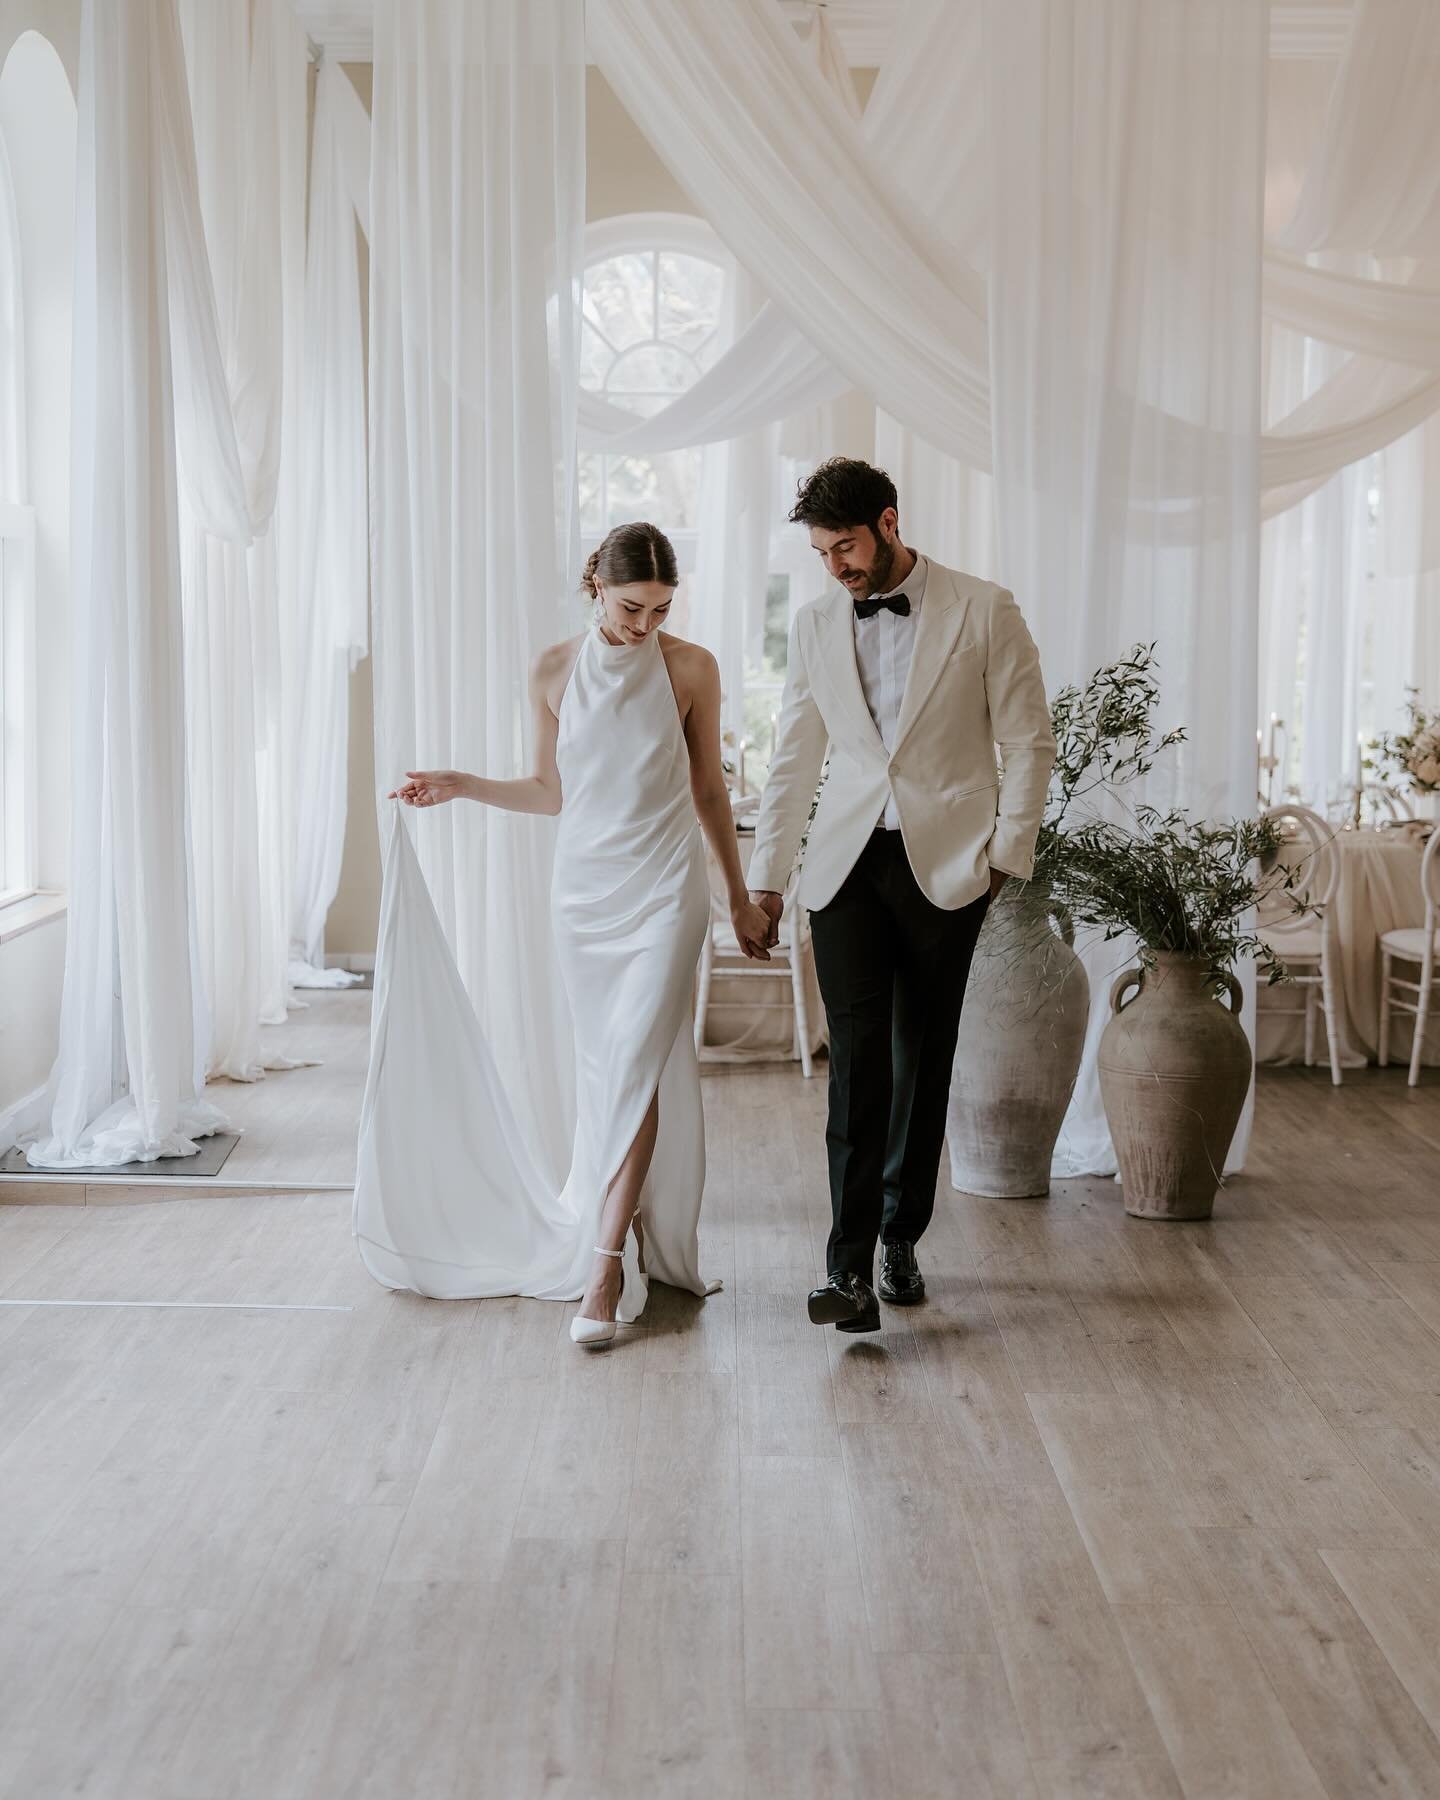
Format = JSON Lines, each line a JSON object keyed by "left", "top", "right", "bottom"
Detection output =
{"left": 809, "top": 830, "right": 989, "bottom": 1280}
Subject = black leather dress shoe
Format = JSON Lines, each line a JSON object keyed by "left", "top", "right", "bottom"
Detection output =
{"left": 878, "top": 1241, "right": 925, "bottom": 1304}
{"left": 807, "top": 1272, "right": 881, "bottom": 1333}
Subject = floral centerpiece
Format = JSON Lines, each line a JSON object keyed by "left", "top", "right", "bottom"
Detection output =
{"left": 1368, "top": 692, "right": 1440, "bottom": 801}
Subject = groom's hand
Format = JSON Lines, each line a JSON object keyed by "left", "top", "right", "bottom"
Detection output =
{"left": 749, "top": 889, "right": 783, "bottom": 954}
{"left": 988, "top": 868, "right": 1011, "bottom": 900}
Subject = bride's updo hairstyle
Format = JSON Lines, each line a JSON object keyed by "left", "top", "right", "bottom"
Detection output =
{"left": 581, "top": 521, "right": 679, "bottom": 601}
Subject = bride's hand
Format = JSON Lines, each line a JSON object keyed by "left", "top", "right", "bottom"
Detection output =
{"left": 731, "top": 897, "right": 773, "bottom": 962}
{"left": 389, "top": 769, "right": 469, "bottom": 807}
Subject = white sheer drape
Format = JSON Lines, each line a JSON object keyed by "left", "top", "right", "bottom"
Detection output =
{"left": 1260, "top": 0, "right": 1440, "bottom": 792}
{"left": 585, "top": 0, "right": 1440, "bottom": 520}
{"left": 288, "top": 59, "right": 368, "bottom": 986}
{"left": 179, "top": 0, "right": 312, "bottom": 1082}
{"left": 985, "top": 0, "right": 1267, "bottom": 1175}
{"left": 1280, "top": 0, "right": 1440, "bottom": 257}
{"left": 587, "top": 0, "right": 992, "bottom": 465}
{"left": 26, "top": 0, "right": 226, "bottom": 1168}
{"left": 684, "top": 10, "right": 856, "bottom": 746}
{"left": 369, "top": 0, "right": 584, "bottom": 1186}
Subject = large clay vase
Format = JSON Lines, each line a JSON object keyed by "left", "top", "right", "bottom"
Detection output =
{"left": 1098, "top": 953, "right": 1251, "bottom": 1221}
{"left": 947, "top": 891, "right": 1091, "bottom": 1198}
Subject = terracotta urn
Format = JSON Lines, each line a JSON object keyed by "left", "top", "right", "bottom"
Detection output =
{"left": 1098, "top": 953, "right": 1251, "bottom": 1221}
{"left": 947, "top": 890, "right": 1091, "bottom": 1198}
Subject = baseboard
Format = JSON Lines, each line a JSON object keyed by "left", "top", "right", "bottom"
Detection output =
{"left": 325, "top": 953, "right": 375, "bottom": 973}
{"left": 1, "top": 1174, "right": 353, "bottom": 1207}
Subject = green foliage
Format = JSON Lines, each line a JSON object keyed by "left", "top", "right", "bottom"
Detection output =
{"left": 1032, "top": 644, "right": 1186, "bottom": 890}
{"left": 1013, "top": 644, "right": 1294, "bottom": 987}
{"left": 1054, "top": 808, "right": 1290, "bottom": 989}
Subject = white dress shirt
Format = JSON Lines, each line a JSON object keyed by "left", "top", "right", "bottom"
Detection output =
{"left": 853, "top": 552, "right": 928, "bottom": 830}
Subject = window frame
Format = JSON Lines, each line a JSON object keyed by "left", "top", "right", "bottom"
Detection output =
{"left": 578, "top": 212, "right": 732, "bottom": 574}
{"left": 0, "top": 497, "right": 37, "bottom": 908}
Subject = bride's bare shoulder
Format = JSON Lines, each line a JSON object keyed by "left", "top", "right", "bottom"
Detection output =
{"left": 532, "top": 635, "right": 585, "bottom": 705}
{"left": 659, "top": 633, "right": 717, "bottom": 679}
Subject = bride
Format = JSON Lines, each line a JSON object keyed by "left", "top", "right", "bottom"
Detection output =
{"left": 358, "top": 521, "right": 772, "bottom": 1345}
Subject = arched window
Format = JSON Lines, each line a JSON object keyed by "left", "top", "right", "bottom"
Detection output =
{"left": 578, "top": 214, "right": 728, "bottom": 572}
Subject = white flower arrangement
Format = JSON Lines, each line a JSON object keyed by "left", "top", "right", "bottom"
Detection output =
{"left": 1369, "top": 692, "right": 1440, "bottom": 795}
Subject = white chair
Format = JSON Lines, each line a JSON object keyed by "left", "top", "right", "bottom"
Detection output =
{"left": 1257, "top": 803, "right": 1344, "bottom": 1085}
{"left": 1379, "top": 826, "right": 1440, "bottom": 1087}
{"left": 694, "top": 848, "right": 815, "bottom": 1078}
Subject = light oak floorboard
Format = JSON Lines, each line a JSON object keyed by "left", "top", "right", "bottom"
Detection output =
{"left": 5, "top": 1064, "right": 1440, "bottom": 1794}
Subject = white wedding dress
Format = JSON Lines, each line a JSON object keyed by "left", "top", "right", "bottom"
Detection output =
{"left": 353, "top": 621, "right": 719, "bottom": 1322}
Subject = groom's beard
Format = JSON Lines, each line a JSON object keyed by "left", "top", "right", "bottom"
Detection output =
{"left": 860, "top": 538, "right": 899, "bottom": 598}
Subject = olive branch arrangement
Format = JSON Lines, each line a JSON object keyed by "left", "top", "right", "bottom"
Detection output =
{"left": 996, "top": 645, "right": 1294, "bottom": 993}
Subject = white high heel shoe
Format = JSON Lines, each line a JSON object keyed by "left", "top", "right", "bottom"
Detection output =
{"left": 570, "top": 1244, "right": 625, "bottom": 1346}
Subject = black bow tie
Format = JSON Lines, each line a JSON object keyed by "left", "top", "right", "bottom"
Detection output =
{"left": 853, "top": 591, "right": 911, "bottom": 621}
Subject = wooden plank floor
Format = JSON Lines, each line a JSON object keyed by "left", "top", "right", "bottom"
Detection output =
{"left": 1, "top": 1061, "right": 1439, "bottom": 1798}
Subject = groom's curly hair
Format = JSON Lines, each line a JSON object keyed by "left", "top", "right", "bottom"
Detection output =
{"left": 789, "top": 458, "right": 898, "bottom": 536}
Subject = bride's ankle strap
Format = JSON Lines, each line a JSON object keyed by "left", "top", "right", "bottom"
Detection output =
{"left": 592, "top": 1244, "right": 625, "bottom": 1259}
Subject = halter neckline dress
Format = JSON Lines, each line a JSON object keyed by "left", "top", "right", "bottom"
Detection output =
{"left": 353, "top": 621, "right": 719, "bottom": 1322}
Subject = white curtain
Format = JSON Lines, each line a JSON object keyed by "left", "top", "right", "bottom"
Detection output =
{"left": 179, "top": 0, "right": 313, "bottom": 1082}
{"left": 587, "top": 0, "right": 993, "bottom": 466}
{"left": 1280, "top": 0, "right": 1440, "bottom": 257}
{"left": 26, "top": 0, "right": 227, "bottom": 1168}
{"left": 685, "top": 10, "right": 856, "bottom": 748}
{"left": 1372, "top": 412, "right": 1440, "bottom": 745}
{"left": 874, "top": 413, "right": 997, "bottom": 579}
{"left": 584, "top": 0, "right": 1440, "bottom": 522}
{"left": 1259, "top": 2, "right": 1440, "bottom": 792}
{"left": 287, "top": 59, "right": 369, "bottom": 986}
{"left": 368, "top": 0, "right": 585, "bottom": 1186}
{"left": 985, "top": 0, "right": 1267, "bottom": 1175}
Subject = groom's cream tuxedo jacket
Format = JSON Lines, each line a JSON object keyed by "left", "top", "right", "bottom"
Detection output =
{"left": 749, "top": 562, "right": 1055, "bottom": 912}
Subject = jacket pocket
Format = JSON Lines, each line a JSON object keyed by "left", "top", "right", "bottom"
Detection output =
{"left": 942, "top": 779, "right": 999, "bottom": 805}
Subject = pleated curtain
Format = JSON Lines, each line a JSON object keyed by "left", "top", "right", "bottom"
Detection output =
{"left": 368, "top": 0, "right": 585, "bottom": 1188}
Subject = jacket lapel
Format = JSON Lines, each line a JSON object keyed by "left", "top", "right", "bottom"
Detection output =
{"left": 891, "top": 566, "right": 971, "bottom": 757}
{"left": 813, "top": 589, "right": 888, "bottom": 759}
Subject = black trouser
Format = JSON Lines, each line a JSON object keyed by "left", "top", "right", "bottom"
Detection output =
{"left": 808, "top": 830, "right": 990, "bottom": 1281}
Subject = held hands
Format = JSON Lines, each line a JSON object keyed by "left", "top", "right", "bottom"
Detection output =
{"left": 733, "top": 893, "right": 778, "bottom": 962}
{"left": 740, "top": 889, "right": 784, "bottom": 961}
{"left": 389, "top": 770, "right": 470, "bottom": 808}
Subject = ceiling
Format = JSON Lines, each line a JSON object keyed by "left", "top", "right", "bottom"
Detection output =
{"left": 288, "top": 1, "right": 1356, "bottom": 67}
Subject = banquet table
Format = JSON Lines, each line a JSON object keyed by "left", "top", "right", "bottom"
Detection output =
{"left": 1257, "top": 824, "right": 1437, "bottom": 1069}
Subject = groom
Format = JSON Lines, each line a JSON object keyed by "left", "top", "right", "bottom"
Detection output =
{"left": 747, "top": 459, "right": 1054, "bottom": 1332}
